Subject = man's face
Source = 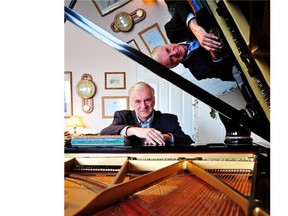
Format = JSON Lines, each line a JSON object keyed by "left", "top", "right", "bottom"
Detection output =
{"left": 130, "top": 87, "right": 155, "bottom": 122}
{"left": 155, "top": 43, "right": 188, "bottom": 68}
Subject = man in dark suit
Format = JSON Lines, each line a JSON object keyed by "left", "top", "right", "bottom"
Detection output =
{"left": 151, "top": 0, "right": 236, "bottom": 81}
{"left": 151, "top": 1, "right": 252, "bottom": 143}
{"left": 100, "top": 82, "right": 193, "bottom": 146}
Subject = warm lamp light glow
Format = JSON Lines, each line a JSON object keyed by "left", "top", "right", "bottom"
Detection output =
{"left": 67, "top": 115, "right": 85, "bottom": 134}
{"left": 143, "top": 0, "right": 157, "bottom": 3}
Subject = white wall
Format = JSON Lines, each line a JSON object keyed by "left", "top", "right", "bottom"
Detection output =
{"left": 64, "top": 0, "right": 246, "bottom": 143}
{"left": 64, "top": 0, "right": 172, "bottom": 134}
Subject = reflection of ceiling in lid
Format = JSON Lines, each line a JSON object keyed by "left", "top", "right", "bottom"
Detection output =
{"left": 111, "top": 9, "right": 146, "bottom": 32}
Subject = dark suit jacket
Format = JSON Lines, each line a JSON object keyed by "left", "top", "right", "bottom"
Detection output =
{"left": 100, "top": 110, "right": 193, "bottom": 146}
{"left": 164, "top": 1, "right": 235, "bottom": 81}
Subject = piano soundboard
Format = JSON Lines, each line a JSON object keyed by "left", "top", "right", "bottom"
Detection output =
{"left": 65, "top": 151, "right": 269, "bottom": 216}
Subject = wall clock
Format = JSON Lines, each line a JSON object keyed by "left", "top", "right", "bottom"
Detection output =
{"left": 76, "top": 73, "right": 96, "bottom": 113}
{"left": 111, "top": 8, "right": 146, "bottom": 32}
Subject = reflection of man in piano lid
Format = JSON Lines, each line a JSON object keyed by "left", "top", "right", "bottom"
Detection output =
{"left": 151, "top": 39, "right": 236, "bottom": 82}
{"left": 100, "top": 82, "right": 193, "bottom": 146}
{"left": 151, "top": 0, "right": 237, "bottom": 82}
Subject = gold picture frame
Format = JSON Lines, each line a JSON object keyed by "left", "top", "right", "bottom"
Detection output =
{"left": 102, "top": 96, "right": 129, "bottom": 118}
{"left": 64, "top": 71, "right": 73, "bottom": 118}
{"left": 92, "top": 0, "right": 131, "bottom": 16}
{"left": 127, "top": 39, "right": 140, "bottom": 51}
{"left": 105, "top": 72, "right": 126, "bottom": 89}
{"left": 138, "top": 23, "right": 167, "bottom": 54}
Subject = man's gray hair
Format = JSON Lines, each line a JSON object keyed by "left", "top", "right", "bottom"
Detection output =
{"left": 129, "top": 82, "right": 155, "bottom": 97}
{"left": 151, "top": 45, "right": 177, "bottom": 69}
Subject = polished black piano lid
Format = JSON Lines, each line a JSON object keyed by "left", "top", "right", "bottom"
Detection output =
{"left": 64, "top": 5, "right": 270, "bottom": 142}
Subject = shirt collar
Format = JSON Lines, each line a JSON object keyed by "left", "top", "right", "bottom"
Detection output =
{"left": 137, "top": 111, "right": 154, "bottom": 126}
{"left": 181, "top": 39, "right": 200, "bottom": 62}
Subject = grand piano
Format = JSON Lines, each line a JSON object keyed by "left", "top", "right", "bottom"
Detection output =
{"left": 64, "top": 1, "right": 270, "bottom": 215}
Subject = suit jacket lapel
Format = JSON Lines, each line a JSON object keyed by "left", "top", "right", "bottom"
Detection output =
{"left": 131, "top": 110, "right": 140, "bottom": 126}
{"left": 150, "top": 110, "right": 162, "bottom": 128}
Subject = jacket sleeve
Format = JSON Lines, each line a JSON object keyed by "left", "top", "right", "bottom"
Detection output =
{"left": 164, "top": 1, "right": 196, "bottom": 43}
{"left": 100, "top": 110, "right": 143, "bottom": 146}
{"left": 169, "top": 115, "right": 194, "bottom": 146}
{"left": 153, "top": 112, "right": 194, "bottom": 146}
{"left": 100, "top": 111, "right": 130, "bottom": 135}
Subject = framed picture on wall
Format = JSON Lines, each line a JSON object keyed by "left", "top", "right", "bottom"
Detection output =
{"left": 64, "top": 71, "right": 73, "bottom": 118}
{"left": 105, "top": 72, "right": 126, "bottom": 89}
{"left": 92, "top": 0, "right": 131, "bottom": 16}
{"left": 138, "top": 23, "right": 167, "bottom": 54}
{"left": 102, "top": 96, "right": 129, "bottom": 118}
{"left": 127, "top": 39, "right": 140, "bottom": 51}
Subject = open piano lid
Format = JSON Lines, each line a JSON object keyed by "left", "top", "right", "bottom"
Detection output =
{"left": 64, "top": 3, "right": 270, "bottom": 215}
{"left": 64, "top": 3, "right": 270, "bottom": 143}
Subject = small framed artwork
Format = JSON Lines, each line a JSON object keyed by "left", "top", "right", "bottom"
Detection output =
{"left": 138, "top": 23, "right": 167, "bottom": 54}
{"left": 102, "top": 96, "right": 129, "bottom": 118}
{"left": 105, "top": 72, "right": 126, "bottom": 89}
{"left": 92, "top": 0, "right": 131, "bottom": 16}
{"left": 64, "top": 71, "right": 73, "bottom": 118}
{"left": 127, "top": 39, "right": 140, "bottom": 51}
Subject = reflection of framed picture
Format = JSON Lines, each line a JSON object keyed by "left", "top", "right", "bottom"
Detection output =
{"left": 138, "top": 23, "right": 167, "bottom": 54}
{"left": 102, "top": 96, "right": 129, "bottom": 118}
{"left": 105, "top": 72, "right": 126, "bottom": 89}
{"left": 64, "top": 71, "right": 73, "bottom": 118}
{"left": 92, "top": 0, "right": 131, "bottom": 16}
{"left": 127, "top": 39, "right": 140, "bottom": 51}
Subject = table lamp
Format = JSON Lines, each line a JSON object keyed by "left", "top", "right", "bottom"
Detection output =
{"left": 67, "top": 115, "right": 85, "bottom": 134}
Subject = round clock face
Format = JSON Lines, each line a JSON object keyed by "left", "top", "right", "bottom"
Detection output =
{"left": 76, "top": 80, "right": 96, "bottom": 99}
{"left": 114, "top": 12, "right": 134, "bottom": 32}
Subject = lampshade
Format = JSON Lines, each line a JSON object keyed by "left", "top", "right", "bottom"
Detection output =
{"left": 67, "top": 116, "right": 85, "bottom": 133}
